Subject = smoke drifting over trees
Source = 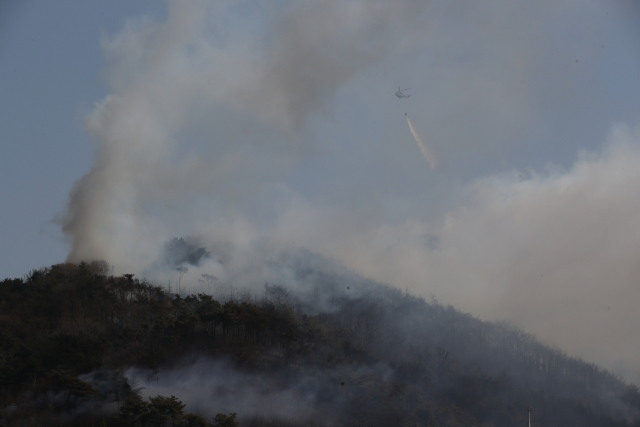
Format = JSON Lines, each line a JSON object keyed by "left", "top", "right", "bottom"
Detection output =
{"left": 158, "top": 237, "right": 211, "bottom": 269}
{"left": 55, "top": 0, "right": 640, "bottom": 398}
{"left": 2, "top": 259, "right": 640, "bottom": 426}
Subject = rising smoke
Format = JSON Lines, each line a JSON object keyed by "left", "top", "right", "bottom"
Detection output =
{"left": 60, "top": 0, "right": 640, "bottom": 384}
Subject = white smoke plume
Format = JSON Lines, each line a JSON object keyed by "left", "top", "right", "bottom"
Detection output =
{"left": 406, "top": 115, "right": 437, "bottom": 169}
{"left": 59, "top": 0, "right": 640, "bottom": 383}
{"left": 331, "top": 123, "right": 640, "bottom": 383}
{"left": 60, "top": 0, "right": 430, "bottom": 272}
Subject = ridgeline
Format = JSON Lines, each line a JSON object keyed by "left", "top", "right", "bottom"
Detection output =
{"left": 1, "top": 260, "right": 639, "bottom": 426}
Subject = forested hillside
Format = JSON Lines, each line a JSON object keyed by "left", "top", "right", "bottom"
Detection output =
{"left": 1, "top": 259, "right": 640, "bottom": 427}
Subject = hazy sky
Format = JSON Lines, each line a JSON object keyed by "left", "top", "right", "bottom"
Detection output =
{"left": 3, "top": 1, "right": 640, "bottom": 382}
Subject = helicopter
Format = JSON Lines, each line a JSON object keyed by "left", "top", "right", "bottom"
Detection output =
{"left": 395, "top": 87, "right": 411, "bottom": 99}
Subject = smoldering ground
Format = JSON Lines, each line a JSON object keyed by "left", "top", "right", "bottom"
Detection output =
{"left": 60, "top": 0, "right": 640, "bottom": 384}
{"left": 123, "top": 358, "right": 354, "bottom": 424}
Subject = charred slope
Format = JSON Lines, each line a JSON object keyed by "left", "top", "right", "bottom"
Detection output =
{"left": 1, "top": 256, "right": 639, "bottom": 426}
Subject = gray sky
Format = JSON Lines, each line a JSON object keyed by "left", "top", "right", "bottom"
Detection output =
{"left": 3, "top": 0, "right": 640, "bottom": 382}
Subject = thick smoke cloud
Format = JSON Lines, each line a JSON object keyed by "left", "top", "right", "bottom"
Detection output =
{"left": 330, "top": 124, "right": 640, "bottom": 382}
{"left": 61, "top": 0, "right": 640, "bottom": 382}
{"left": 61, "top": 0, "right": 429, "bottom": 268}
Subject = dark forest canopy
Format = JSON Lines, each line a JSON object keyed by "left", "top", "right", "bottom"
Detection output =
{"left": 1, "top": 259, "right": 640, "bottom": 427}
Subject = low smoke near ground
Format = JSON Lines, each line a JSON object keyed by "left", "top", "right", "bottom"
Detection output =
{"left": 124, "top": 358, "right": 348, "bottom": 424}
{"left": 60, "top": 0, "right": 640, "bottom": 383}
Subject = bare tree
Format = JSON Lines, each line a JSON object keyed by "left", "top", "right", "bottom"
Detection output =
{"left": 225, "top": 282, "right": 236, "bottom": 301}
{"left": 176, "top": 266, "right": 188, "bottom": 294}
{"left": 264, "top": 283, "right": 290, "bottom": 310}
{"left": 199, "top": 273, "right": 218, "bottom": 295}
{"left": 237, "top": 287, "right": 253, "bottom": 303}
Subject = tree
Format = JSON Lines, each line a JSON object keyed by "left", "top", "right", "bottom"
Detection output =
{"left": 196, "top": 294, "right": 222, "bottom": 338}
{"left": 199, "top": 274, "right": 218, "bottom": 295}
{"left": 183, "top": 413, "right": 212, "bottom": 427}
{"left": 213, "top": 413, "right": 239, "bottom": 427}
{"left": 264, "top": 283, "right": 290, "bottom": 310}
{"left": 120, "top": 393, "right": 149, "bottom": 425}
{"left": 50, "top": 367, "right": 98, "bottom": 405}
{"left": 147, "top": 395, "right": 186, "bottom": 427}
{"left": 177, "top": 267, "right": 188, "bottom": 295}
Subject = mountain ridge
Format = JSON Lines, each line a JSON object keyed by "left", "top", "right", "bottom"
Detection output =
{"left": 1, "top": 254, "right": 638, "bottom": 426}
